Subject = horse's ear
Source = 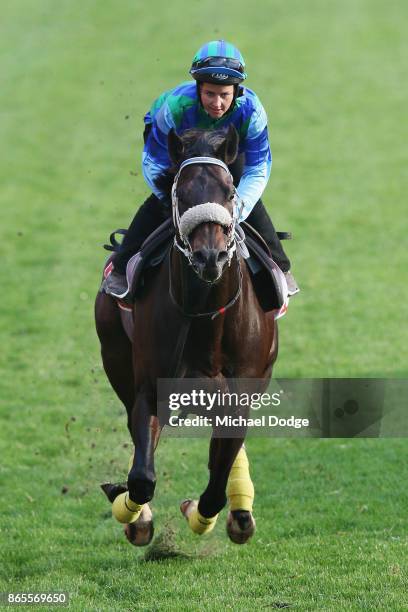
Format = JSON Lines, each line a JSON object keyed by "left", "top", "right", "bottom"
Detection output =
{"left": 215, "top": 124, "right": 239, "bottom": 165}
{"left": 168, "top": 128, "right": 184, "bottom": 164}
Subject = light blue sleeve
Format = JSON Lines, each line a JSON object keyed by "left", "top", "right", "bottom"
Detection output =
{"left": 236, "top": 159, "right": 272, "bottom": 221}
{"left": 142, "top": 101, "right": 176, "bottom": 199}
{"left": 236, "top": 104, "right": 272, "bottom": 221}
{"left": 142, "top": 151, "right": 168, "bottom": 199}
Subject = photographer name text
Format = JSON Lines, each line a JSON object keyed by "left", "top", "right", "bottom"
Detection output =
{"left": 168, "top": 414, "right": 309, "bottom": 429}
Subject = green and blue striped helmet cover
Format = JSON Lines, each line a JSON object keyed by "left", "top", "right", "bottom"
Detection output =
{"left": 190, "top": 40, "right": 247, "bottom": 84}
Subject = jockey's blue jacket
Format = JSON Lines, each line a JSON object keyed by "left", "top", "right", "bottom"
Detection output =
{"left": 142, "top": 81, "right": 272, "bottom": 221}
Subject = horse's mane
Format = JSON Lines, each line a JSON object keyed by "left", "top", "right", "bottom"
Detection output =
{"left": 155, "top": 129, "right": 227, "bottom": 197}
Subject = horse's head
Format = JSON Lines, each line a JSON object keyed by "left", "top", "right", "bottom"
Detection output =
{"left": 168, "top": 125, "right": 239, "bottom": 283}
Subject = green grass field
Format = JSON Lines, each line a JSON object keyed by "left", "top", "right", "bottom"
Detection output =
{"left": 1, "top": 0, "right": 408, "bottom": 609}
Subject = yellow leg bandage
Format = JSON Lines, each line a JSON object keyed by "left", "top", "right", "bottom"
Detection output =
{"left": 189, "top": 509, "right": 218, "bottom": 535}
{"left": 112, "top": 492, "right": 143, "bottom": 524}
{"left": 185, "top": 501, "right": 218, "bottom": 535}
{"left": 226, "top": 446, "right": 254, "bottom": 512}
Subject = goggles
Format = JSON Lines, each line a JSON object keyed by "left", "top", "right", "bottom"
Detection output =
{"left": 191, "top": 56, "right": 245, "bottom": 75}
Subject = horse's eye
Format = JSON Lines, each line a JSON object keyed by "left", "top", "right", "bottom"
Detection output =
{"left": 228, "top": 193, "right": 235, "bottom": 201}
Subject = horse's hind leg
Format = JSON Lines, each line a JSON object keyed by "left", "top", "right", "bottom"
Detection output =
{"left": 95, "top": 292, "right": 135, "bottom": 424}
{"left": 226, "top": 445, "right": 256, "bottom": 544}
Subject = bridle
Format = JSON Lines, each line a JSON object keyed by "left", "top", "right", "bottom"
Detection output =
{"left": 169, "top": 155, "right": 244, "bottom": 319}
{"left": 171, "top": 156, "right": 242, "bottom": 272}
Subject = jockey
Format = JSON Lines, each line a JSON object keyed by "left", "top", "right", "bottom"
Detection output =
{"left": 108, "top": 40, "right": 299, "bottom": 297}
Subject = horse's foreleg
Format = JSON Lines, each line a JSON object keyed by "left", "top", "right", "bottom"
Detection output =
{"left": 181, "top": 437, "right": 244, "bottom": 535}
{"left": 111, "top": 393, "right": 160, "bottom": 526}
{"left": 201, "top": 437, "right": 245, "bottom": 515}
{"left": 127, "top": 392, "right": 161, "bottom": 506}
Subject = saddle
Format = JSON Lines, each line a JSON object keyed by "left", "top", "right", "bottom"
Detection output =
{"left": 102, "top": 219, "right": 289, "bottom": 321}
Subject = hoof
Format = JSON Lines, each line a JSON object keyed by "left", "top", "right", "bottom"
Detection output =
{"left": 180, "top": 499, "right": 195, "bottom": 518}
{"left": 180, "top": 499, "right": 218, "bottom": 535}
{"left": 226, "top": 510, "right": 256, "bottom": 544}
{"left": 124, "top": 504, "right": 154, "bottom": 546}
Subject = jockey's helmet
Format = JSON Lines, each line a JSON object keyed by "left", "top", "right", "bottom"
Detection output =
{"left": 190, "top": 40, "right": 247, "bottom": 85}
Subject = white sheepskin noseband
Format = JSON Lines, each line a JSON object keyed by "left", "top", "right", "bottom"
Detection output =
{"left": 179, "top": 202, "right": 232, "bottom": 239}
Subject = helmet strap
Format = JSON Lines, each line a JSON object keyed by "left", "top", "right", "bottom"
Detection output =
{"left": 233, "top": 84, "right": 242, "bottom": 103}
{"left": 197, "top": 81, "right": 203, "bottom": 107}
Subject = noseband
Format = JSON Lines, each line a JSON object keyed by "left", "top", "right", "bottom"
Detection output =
{"left": 171, "top": 156, "right": 240, "bottom": 271}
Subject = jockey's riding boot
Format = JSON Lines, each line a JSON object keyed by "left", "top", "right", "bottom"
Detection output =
{"left": 104, "top": 269, "right": 129, "bottom": 299}
{"left": 114, "top": 194, "right": 169, "bottom": 272}
{"left": 246, "top": 199, "right": 300, "bottom": 297}
{"left": 284, "top": 271, "right": 300, "bottom": 296}
{"left": 106, "top": 194, "right": 171, "bottom": 298}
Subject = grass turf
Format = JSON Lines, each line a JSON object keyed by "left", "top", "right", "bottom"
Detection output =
{"left": 1, "top": 0, "right": 408, "bottom": 609}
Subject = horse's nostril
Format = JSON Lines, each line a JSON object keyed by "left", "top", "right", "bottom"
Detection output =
{"left": 193, "top": 248, "right": 228, "bottom": 269}
{"left": 193, "top": 251, "right": 207, "bottom": 266}
{"left": 217, "top": 251, "right": 228, "bottom": 265}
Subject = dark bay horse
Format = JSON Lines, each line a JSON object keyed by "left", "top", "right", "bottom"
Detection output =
{"left": 95, "top": 125, "right": 278, "bottom": 545}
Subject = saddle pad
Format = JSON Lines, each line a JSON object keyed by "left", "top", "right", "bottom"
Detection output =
{"left": 122, "top": 221, "right": 288, "bottom": 312}
{"left": 101, "top": 220, "right": 289, "bottom": 343}
{"left": 243, "top": 232, "right": 289, "bottom": 315}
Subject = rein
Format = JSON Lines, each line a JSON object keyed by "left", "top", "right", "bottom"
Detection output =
{"left": 168, "top": 254, "right": 242, "bottom": 320}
